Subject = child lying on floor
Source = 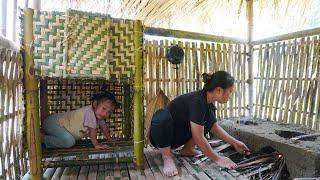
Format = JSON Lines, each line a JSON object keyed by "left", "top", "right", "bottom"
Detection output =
{"left": 42, "top": 91, "right": 120, "bottom": 149}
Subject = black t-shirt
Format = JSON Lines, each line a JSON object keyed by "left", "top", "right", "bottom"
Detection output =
{"left": 167, "top": 90, "right": 217, "bottom": 140}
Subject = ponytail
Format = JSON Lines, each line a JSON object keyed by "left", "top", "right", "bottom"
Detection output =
{"left": 202, "top": 71, "right": 234, "bottom": 92}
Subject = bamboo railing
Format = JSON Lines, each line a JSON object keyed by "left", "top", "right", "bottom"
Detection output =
{"left": 253, "top": 31, "right": 320, "bottom": 130}
{"left": 143, "top": 38, "right": 249, "bottom": 118}
{"left": 0, "top": 47, "right": 27, "bottom": 179}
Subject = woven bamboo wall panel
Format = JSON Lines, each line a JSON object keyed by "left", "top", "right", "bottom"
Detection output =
{"left": 40, "top": 78, "right": 133, "bottom": 138}
{"left": 66, "top": 10, "right": 111, "bottom": 79}
{"left": 33, "top": 11, "right": 65, "bottom": 77}
{"left": 0, "top": 48, "right": 28, "bottom": 179}
{"left": 31, "top": 10, "right": 137, "bottom": 82}
{"left": 108, "top": 19, "right": 135, "bottom": 81}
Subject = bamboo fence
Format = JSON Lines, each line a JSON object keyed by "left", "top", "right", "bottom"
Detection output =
{"left": 253, "top": 34, "right": 320, "bottom": 130}
{"left": 0, "top": 48, "right": 27, "bottom": 179}
{"left": 143, "top": 39, "right": 249, "bottom": 119}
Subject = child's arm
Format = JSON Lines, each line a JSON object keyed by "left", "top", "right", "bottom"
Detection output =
{"left": 99, "top": 124, "right": 113, "bottom": 141}
{"left": 88, "top": 127, "right": 108, "bottom": 149}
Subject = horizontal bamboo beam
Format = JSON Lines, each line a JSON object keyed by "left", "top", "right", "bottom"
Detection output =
{"left": 43, "top": 145, "right": 133, "bottom": 157}
{"left": 43, "top": 156, "right": 134, "bottom": 168}
{"left": 252, "top": 27, "right": 320, "bottom": 45}
{"left": 144, "top": 27, "right": 247, "bottom": 44}
{"left": 0, "top": 36, "right": 19, "bottom": 51}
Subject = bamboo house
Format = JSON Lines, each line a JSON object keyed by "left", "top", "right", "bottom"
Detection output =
{"left": 0, "top": 0, "right": 320, "bottom": 179}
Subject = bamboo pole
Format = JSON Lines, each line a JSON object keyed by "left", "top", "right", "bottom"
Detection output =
{"left": 31, "top": 0, "right": 41, "bottom": 10}
{"left": 1, "top": 0, "right": 7, "bottom": 36}
{"left": 13, "top": 0, "right": 18, "bottom": 41}
{"left": 23, "top": 8, "right": 42, "bottom": 179}
{"left": 252, "top": 27, "right": 320, "bottom": 45}
{"left": 144, "top": 27, "right": 247, "bottom": 44}
{"left": 246, "top": 0, "right": 254, "bottom": 118}
{"left": 44, "top": 157, "right": 133, "bottom": 168}
{"left": 0, "top": 49, "right": 7, "bottom": 179}
{"left": 133, "top": 20, "right": 144, "bottom": 168}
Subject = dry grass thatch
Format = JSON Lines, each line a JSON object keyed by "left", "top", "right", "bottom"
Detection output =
{"left": 39, "top": 0, "right": 318, "bottom": 39}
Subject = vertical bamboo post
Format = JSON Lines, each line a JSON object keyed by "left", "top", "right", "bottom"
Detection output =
{"left": 23, "top": 8, "right": 42, "bottom": 180}
{"left": 246, "top": 0, "right": 254, "bottom": 117}
{"left": 133, "top": 20, "right": 144, "bottom": 168}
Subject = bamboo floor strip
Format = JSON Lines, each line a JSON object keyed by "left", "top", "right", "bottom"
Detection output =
{"left": 40, "top": 147, "right": 239, "bottom": 179}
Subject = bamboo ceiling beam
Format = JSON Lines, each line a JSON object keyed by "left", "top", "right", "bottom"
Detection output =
{"left": 252, "top": 27, "right": 320, "bottom": 45}
{"left": 144, "top": 27, "right": 247, "bottom": 44}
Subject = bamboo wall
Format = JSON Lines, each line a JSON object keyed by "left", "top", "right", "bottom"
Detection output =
{"left": 143, "top": 39, "right": 249, "bottom": 118}
{"left": 253, "top": 35, "right": 320, "bottom": 130}
{"left": 0, "top": 48, "right": 27, "bottom": 179}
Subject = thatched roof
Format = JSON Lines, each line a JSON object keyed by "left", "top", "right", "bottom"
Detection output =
{"left": 39, "top": 0, "right": 320, "bottom": 40}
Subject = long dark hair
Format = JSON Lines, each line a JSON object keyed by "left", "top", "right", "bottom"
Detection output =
{"left": 202, "top": 71, "right": 234, "bottom": 92}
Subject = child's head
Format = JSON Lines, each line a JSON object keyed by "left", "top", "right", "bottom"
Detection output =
{"left": 91, "top": 91, "right": 120, "bottom": 119}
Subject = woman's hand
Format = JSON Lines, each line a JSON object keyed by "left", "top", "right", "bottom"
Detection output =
{"left": 94, "top": 144, "right": 109, "bottom": 149}
{"left": 233, "top": 140, "right": 250, "bottom": 155}
{"left": 215, "top": 156, "right": 237, "bottom": 169}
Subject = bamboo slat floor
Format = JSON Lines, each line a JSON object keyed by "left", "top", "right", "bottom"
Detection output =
{"left": 40, "top": 147, "right": 236, "bottom": 180}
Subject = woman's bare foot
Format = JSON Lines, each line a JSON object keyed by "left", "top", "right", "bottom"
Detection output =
{"left": 180, "top": 147, "right": 202, "bottom": 157}
{"left": 162, "top": 155, "right": 178, "bottom": 177}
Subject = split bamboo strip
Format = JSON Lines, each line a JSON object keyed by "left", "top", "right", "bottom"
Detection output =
{"left": 266, "top": 43, "right": 275, "bottom": 120}
{"left": 155, "top": 40, "right": 160, "bottom": 93}
{"left": 255, "top": 45, "right": 262, "bottom": 118}
{"left": 23, "top": 8, "right": 42, "bottom": 180}
{"left": 236, "top": 44, "right": 242, "bottom": 117}
{"left": 290, "top": 39, "right": 301, "bottom": 124}
{"left": 316, "top": 39, "right": 320, "bottom": 129}
{"left": 223, "top": 44, "right": 228, "bottom": 117}
{"left": 301, "top": 37, "right": 311, "bottom": 126}
{"left": 296, "top": 38, "right": 306, "bottom": 125}
{"left": 241, "top": 45, "right": 247, "bottom": 116}
{"left": 283, "top": 40, "right": 296, "bottom": 123}
{"left": 306, "top": 37, "right": 318, "bottom": 128}
{"left": 277, "top": 42, "right": 288, "bottom": 123}
{"left": 269, "top": 42, "right": 281, "bottom": 121}
{"left": 228, "top": 44, "right": 234, "bottom": 117}
{"left": 313, "top": 37, "right": 320, "bottom": 129}
{"left": 160, "top": 40, "right": 165, "bottom": 94}
{"left": 179, "top": 41, "right": 185, "bottom": 95}
{"left": 133, "top": 20, "right": 144, "bottom": 168}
